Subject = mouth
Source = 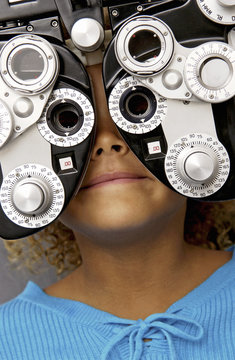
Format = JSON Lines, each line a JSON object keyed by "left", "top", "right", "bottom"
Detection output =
{"left": 82, "top": 172, "right": 148, "bottom": 190}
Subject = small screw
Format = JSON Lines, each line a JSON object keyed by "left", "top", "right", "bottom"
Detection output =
{"left": 148, "top": 78, "right": 154, "bottom": 83}
{"left": 137, "top": 5, "right": 143, "bottom": 11}
{"left": 16, "top": 173, "right": 20, "bottom": 177}
{"left": 15, "top": 126, "right": 21, "bottom": 131}
{"left": 56, "top": 190, "right": 60, "bottom": 194}
{"left": 164, "top": 32, "right": 168, "bottom": 36}
{"left": 48, "top": 55, "right": 53, "bottom": 60}
{"left": 183, "top": 100, "right": 190, "bottom": 105}
{"left": 3, "top": 70, "right": 7, "bottom": 75}
{"left": 185, "top": 92, "right": 191, "bottom": 97}
{"left": 40, "top": 95, "right": 44, "bottom": 100}
{"left": 85, "top": 111, "right": 90, "bottom": 116}
{"left": 177, "top": 57, "right": 182, "bottom": 62}
{"left": 26, "top": 25, "right": 34, "bottom": 32}
{"left": 25, "top": 219, "right": 29, "bottom": 223}
{"left": 51, "top": 20, "right": 58, "bottom": 27}
{"left": 133, "top": 125, "right": 138, "bottom": 129}
{"left": 112, "top": 9, "right": 119, "bottom": 17}
{"left": 223, "top": 47, "right": 227, "bottom": 52}
{"left": 209, "top": 94, "right": 214, "bottom": 99}
{"left": 123, "top": 56, "right": 127, "bottom": 61}
{"left": 124, "top": 82, "right": 129, "bottom": 88}
{"left": 4, "top": 92, "right": 9, "bottom": 97}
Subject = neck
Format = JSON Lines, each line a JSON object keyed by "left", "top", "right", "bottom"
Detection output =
{"left": 69, "top": 203, "right": 196, "bottom": 317}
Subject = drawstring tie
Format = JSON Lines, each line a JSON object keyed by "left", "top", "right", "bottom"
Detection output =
{"left": 101, "top": 312, "right": 204, "bottom": 360}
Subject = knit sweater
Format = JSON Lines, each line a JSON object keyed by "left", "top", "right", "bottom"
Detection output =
{"left": 1, "top": 248, "right": 235, "bottom": 360}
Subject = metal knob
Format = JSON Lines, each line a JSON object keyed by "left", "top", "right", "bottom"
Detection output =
{"left": 71, "top": 18, "right": 104, "bottom": 52}
{"left": 184, "top": 151, "right": 214, "bottom": 182}
{"left": 200, "top": 58, "right": 230, "bottom": 89}
{"left": 217, "top": 0, "right": 235, "bottom": 6}
{"left": 12, "top": 178, "right": 50, "bottom": 215}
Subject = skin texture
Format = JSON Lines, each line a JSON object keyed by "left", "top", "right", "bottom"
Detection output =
{"left": 46, "top": 64, "right": 232, "bottom": 319}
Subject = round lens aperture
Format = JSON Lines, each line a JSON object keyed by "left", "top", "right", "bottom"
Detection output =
{"left": 115, "top": 16, "right": 174, "bottom": 76}
{"left": 48, "top": 100, "right": 83, "bottom": 136}
{"left": 11, "top": 48, "right": 44, "bottom": 82}
{"left": 0, "top": 34, "right": 59, "bottom": 93}
{"left": 125, "top": 92, "right": 150, "bottom": 118}
{"left": 128, "top": 30, "right": 161, "bottom": 63}
{"left": 120, "top": 85, "right": 156, "bottom": 125}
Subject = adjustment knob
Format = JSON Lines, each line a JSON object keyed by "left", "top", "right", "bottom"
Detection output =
{"left": 200, "top": 58, "right": 230, "bottom": 89}
{"left": 217, "top": 0, "right": 235, "bottom": 6}
{"left": 184, "top": 151, "right": 214, "bottom": 182}
{"left": 12, "top": 178, "right": 51, "bottom": 215}
{"left": 164, "top": 133, "right": 230, "bottom": 198}
{"left": 71, "top": 18, "right": 104, "bottom": 52}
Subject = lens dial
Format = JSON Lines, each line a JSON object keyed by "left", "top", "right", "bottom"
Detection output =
{"left": 0, "top": 34, "right": 59, "bottom": 93}
{"left": 0, "top": 100, "right": 12, "bottom": 148}
{"left": 165, "top": 133, "right": 230, "bottom": 198}
{"left": 37, "top": 88, "right": 95, "bottom": 147}
{"left": 109, "top": 76, "right": 167, "bottom": 134}
{"left": 115, "top": 16, "right": 174, "bottom": 76}
{"left": 0, "top": 163, "right": 64, "bottom": 228}
{"left": 196, "top": 0, "right": 235, "bottom": 25}
{"left": 184, "top": 42, "right": 235, "bottom": 103}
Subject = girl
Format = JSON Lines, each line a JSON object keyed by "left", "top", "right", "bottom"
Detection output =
{"left": 0, "top": 63, "right": 235, "bottom": 360}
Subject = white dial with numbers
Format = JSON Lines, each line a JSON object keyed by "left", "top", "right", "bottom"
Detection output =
{"left": 0, "top": 163, "right": 65, "bottom": 228}
{"left": 109, "top": 76, "right": 167, "bottom": 134}
{"left": 165, "top": 133, "right": 230, "bottom": 198}
{"left": 0, "top": 100, "right": 12, "bottom": 148}
{"left": 37, "top": 88, "right": 95, "bottom": 147}
{"left": 196, "top": 0, "right": 235, "bottom": 25}
{"left": 185, "top": 42, "right": 235, "bottom": 103}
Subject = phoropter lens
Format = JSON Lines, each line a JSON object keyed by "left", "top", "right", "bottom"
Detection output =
{"left": 11, "top": 48, "right": 44, "bottom": 81}
{"left": 128, "top": 30, "right": 161, "bottom": 63}
{"left": 125, "top": 93, "right": 150, "bottom": 117}
{"left": 55, "top": 105, "right": 80, "bottom": 130}
{"left": 47, "top": 100, "right": 84, "bottom": 136}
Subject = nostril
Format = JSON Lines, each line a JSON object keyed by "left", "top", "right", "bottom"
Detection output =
{"left": 112, "top": 145, "right": 121, "bottom": 152}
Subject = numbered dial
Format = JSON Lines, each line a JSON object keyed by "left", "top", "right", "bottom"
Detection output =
{"left": 196, "top": 0, "right": 235, "bottom": 25}
{"left": 185, "top": 42, "right": 235, "bottom": 103}
{"left": 109, "top": 76, "right": 167, "bottom": 134}
{"left": 0, "top": 163, "right": 65, "bottom": 228}
{"left": 37, "top": 88, "right": 95, "bottom": 147}
{"left": 0, "top": 100, "right": 12, "bottom": 148}
{"left": 165, "top": 134, "right": 230, "bottom": 198}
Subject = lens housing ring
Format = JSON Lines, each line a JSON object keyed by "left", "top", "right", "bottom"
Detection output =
{"left": 0, "top": 34, "right": 59, "bottom": 94}
{"left": 115, "top": 16, "right": 174, "bottom": 76}
{"left": 109, "top": 76, "right": 167, "bottom": 134}
{"left": 37, "top": 88, "right": 95, "bottom": 147}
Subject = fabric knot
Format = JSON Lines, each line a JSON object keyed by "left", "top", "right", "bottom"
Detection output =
{"left": 101, "top": 312, "right": 204, "bottom": 360}
{"left": 136, "top": 319, "right": 149, "bottom": 331}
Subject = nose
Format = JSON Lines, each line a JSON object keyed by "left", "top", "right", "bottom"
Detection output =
{"left": 87, "top": 64, "right": 129, "bottom": 160}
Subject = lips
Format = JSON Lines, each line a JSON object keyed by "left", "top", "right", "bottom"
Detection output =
{"left": 82, "top": 172, "right": 148, "bottom": 189}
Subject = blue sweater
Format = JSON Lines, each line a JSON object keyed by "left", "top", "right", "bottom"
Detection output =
{"left": 1, "top": 248, "right": 235, "bottom": 360}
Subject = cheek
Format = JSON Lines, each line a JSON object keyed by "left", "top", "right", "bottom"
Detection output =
{"left": 61, "top": 179, "right": 186, "bottom": 231}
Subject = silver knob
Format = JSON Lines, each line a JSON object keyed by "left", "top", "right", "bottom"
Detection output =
{"left": 217, "top": 0, "right": 235, "bottom": 6}
{"left": 12, "top": 178, "right": 51, "bottom": 215}
{"left": 200, "top": 58, "right": 230, "bottom": 89}
{"left": 71, "top": 18, "right": 104, "bottom": 52}
{"left": 184, "top": 151, "right": 214, "bottom": 182}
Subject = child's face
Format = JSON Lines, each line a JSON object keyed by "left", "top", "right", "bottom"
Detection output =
{"left": 61, "top": 64, "right": 186, "bottom": 233}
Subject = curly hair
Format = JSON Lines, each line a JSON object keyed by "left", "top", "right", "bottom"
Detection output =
{"left": 2, "top": 199, "right": 235, "bottom": 276}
